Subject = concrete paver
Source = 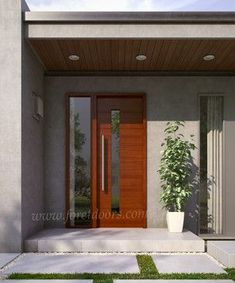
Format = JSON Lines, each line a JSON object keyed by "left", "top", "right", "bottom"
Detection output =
{"left": 3, "top": 254, "right": 139, "bottom": 274}
{"left": 0, "top": 254, "right": 19, "bottom": 269}
{"left": 152, "top": 254, "right": 226, "bottom": 274}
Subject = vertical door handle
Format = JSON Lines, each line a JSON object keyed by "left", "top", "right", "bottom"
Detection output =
{"left": 101, "top": 134, "right": 105, "bottom": 192}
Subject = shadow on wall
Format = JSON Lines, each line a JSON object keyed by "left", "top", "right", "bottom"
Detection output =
{"left": 146, "top": 81, "right": 200, "bottom": 233}
{"left": 184, "top": 160, "right": 200, "bottom": 234}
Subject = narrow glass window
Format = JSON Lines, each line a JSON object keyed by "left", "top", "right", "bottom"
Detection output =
{"left": 111, "top": 110, "right": 120, "bottom": 214}
{"left": 200, "top": 96, "right": 223, "bottom": 234}
{"left": 200, "top": 97, "right": 208, "bottom": 233}
{"left": 69, "top": 97, "right": 91, "bottom": 225}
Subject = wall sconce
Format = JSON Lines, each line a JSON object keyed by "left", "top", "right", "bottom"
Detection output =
{"left": 33, "top": 92, "right": 44, "bottom": 121}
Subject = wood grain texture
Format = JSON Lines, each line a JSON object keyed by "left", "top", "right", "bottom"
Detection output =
{"left": 30, "top": 39, "right": 235, "bottom": 72}
{"left": 97, "top": 96, "right": 146, "bottom": 227}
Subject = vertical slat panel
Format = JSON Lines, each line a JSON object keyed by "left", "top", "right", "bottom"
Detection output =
{"left": 207, "top": 96, "right": 223, "bottom": 234}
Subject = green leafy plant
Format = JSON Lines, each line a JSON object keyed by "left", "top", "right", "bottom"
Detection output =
{"left": 158, "top": 121, "right": 196, "bottom": 212}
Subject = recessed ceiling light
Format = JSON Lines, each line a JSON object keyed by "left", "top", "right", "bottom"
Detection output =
{"left": 69, "top": 54, "right": 80, "bottom": 61}
{"left": 203, "top": 54, "right": 215, "bottom": 61}
{"left": 136, "top": 54, "right": 147, "bottom": 61}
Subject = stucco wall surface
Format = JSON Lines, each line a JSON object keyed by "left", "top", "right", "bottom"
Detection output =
{"left": 22, "top": 42, "right": 45, "bottom": 242}
{"left": 0, "top": 0, "right": 23, "bottom": 252}
{"left": 0, "top": 0, "right": 45, "bottom": 251}
{"left": 43, "top": 76, "right": 235, "bottom": 235}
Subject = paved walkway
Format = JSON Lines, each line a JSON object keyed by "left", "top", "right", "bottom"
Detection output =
{"left": 0, "top": 281, "right": 233, "bottom": 283}
{"left": 152, "top": 254, "right": 226, "bottom": 274}
{"left": 0, "top": 254, "right": 19, "bottom": 269}
{"left": 208, "top": 241, "right": 235, "bottom": 268}
{"left": 0, "top": 281, "right": 92, "bottom": 283}
{"left": 2, "top": 254, "right": 139, "bottom": 274}
{"left": 0, "top": 281, "right": 234, "bottom": 283}
{"left": 115, "top": 281, "right": 234, "bottom": 283}
{"left": 0, "top": 252, "right": 227, "bottom": 275}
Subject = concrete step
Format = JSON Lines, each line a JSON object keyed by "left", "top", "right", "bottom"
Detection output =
{"left": 207, "top": 240, "right": 235, "bottom": 268}
{"left": 25, "top": 228, "right": 204, "bottom": 252}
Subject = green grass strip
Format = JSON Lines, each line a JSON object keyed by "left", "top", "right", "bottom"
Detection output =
{"left": 8, "top": 267, "right": 235, "bottom": 283}
{"left": 8, "top": 270, "right": 235, "bottom": 282}
{"left": 226, "top": 268, "right": 235, "bottom": 281}
{"left": 136, "top": 254, "right": 158, "bottom": 274}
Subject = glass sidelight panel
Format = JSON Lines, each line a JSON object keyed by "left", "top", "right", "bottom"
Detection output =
{"left": 200, "top": 96, "right": 208, "bottom": 233}
{"left": 69, "top": 97, "right": 91, "bottom": 225}
{"left": 111, "top": 110, "right": 120, "bottom": 214}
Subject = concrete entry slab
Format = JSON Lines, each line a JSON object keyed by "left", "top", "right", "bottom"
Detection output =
{"left": 114, "top": 281, "right": 234, "bottom": 283}
{"left": 25, "top": 228, "right": 204, "bottom": 252}
{"left": 207, "top": 241, "right": 235, "bottom": 268}
{"left": 152, "top": 254, "right": 226, "bottom": 274}
{"left": 0, "top": 254, "right": 19, "bottom": 269}
{"left": 3, "top": 254, "right": 139, "bottom": 274}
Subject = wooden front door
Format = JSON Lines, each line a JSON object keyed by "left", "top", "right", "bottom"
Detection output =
{"left": 97, "top": 96, "right": 146, "bottom": 227}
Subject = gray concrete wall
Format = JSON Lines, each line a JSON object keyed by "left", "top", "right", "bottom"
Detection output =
{"left": 44, "top": 76, "right": 235, "bottom": 235}
{"left": 22, "top": 41, "right": 45, "bottom": 241}
{"left": 224, "top": 91, "right": 235, "bottom": 235}
{"left": 0, "top": 0, "right": 23, "bottom": 252}
{"left": 0, "top": 0, "right": 44, "bottom": 251}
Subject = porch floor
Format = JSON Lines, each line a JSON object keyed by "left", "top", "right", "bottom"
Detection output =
{"left": 25, "top": 228, "right": 205, "bottom": 253}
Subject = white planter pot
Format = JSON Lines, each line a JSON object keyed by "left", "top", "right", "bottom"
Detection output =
{"left": 166, "top": 211, "right": 185, "bottom": 232}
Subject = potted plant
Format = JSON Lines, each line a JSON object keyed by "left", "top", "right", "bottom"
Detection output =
{"left": 158, "top": 121, "right": 196, "bottom": 232}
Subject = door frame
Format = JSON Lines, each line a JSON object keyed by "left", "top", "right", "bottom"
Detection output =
{"left": 65, "top": 92, "right": 147, "bottom": 228}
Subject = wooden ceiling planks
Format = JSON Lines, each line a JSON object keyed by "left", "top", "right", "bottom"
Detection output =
{"left": 29, "top": 39, "right": 235, "bottom": 72}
